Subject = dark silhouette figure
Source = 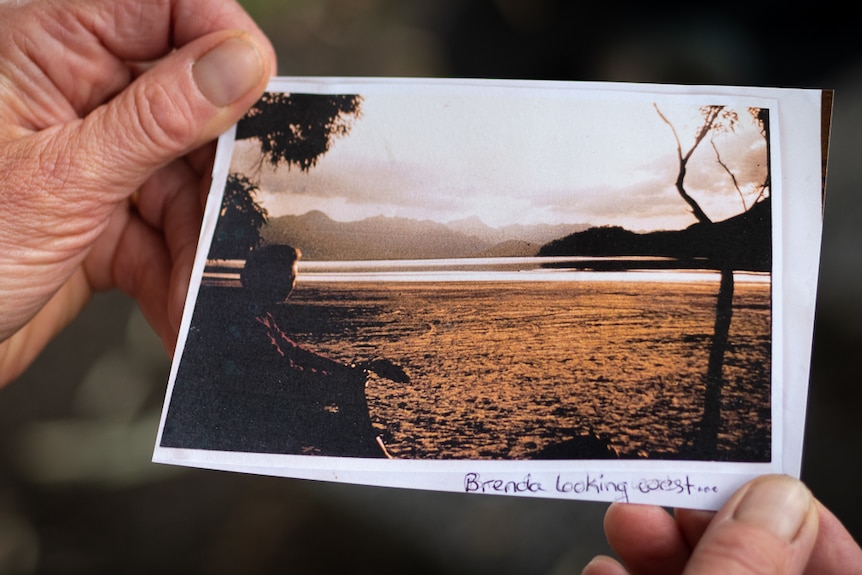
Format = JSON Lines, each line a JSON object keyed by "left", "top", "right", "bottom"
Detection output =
{"left": 161, "top": 243, "right": 392, "bottom": 458}
{"left": 241, "top": 244, "right": 301, "bottom": 303}
{"left": 533, "top": 432, "right": 619, "bottom": 460}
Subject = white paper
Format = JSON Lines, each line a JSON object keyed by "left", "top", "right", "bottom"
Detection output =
{"left": 153, "top": 77, "right": 825, "bottom": 510}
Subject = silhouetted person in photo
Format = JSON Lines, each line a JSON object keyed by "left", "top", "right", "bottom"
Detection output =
{"left": 162, "top": 242, "right": 387, "bottom": 457}
{"left": 241, "top": 244, "right": 301, "bottom": 304}
{"left": 240, "top": 243, "right": 365, "bottom": 379}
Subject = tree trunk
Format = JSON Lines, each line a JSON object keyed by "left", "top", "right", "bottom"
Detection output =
{"left": 675, "top": 161, "right": 713, "bottom": 224}
{"left": 694, "top": 267, "right": 734, "bottom": 458}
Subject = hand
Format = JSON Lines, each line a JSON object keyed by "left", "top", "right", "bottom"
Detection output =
{"left": 0, "top": 0, "right": 276, "bottom": 385}
{"left": 583, "top": 475, "right": 862, "bottom": 575}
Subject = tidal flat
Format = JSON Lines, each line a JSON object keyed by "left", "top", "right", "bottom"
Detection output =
{"left": 276, "top": 279, "right": 771, "bottom": 462}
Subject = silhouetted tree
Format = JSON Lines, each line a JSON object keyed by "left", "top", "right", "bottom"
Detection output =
{"left": 656, "top": 104, "right": 769, "bottom": 223}
{"left": 209, "top": 174, "right": 269, "bottom": 260}
{"left": 211, "top": 93, "right": 363, "bottom": 260}
{"left": 235, "top": 93, "right": 363, "bottom": 171}
{"left": 655, "top": 104, "right": 771, "bottom": 459}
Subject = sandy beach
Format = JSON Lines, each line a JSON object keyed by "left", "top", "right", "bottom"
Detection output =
{"left": 274, "top": 279, "right": 771, "bottom": 461}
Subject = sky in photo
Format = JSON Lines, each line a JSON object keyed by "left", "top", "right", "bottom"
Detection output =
{"left": 230, "top": 86, "right": 770, "bottom": 232}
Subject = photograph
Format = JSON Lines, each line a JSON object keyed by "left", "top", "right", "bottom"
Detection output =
{"left": 158, "top": 80, "right": 775, "bottom": 465}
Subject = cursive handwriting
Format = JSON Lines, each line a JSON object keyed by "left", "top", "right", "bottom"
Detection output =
{"left": 463, "top": 472, "right": 720, "bottom": 503}
{"left": 635, "top": 475, "right": 719, "bottom": 498}
{"left": 464, "top": 472, "right": 545, "bottom": 494}
{"left": 555, "top": 473, "right": 629, "bottom": 502}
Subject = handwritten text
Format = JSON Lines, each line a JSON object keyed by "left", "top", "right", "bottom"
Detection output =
{"left": 463, "top": 472, "right": 720, "bottom": 503}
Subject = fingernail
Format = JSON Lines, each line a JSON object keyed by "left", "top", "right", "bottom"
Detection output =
{"left": 733, "top": 476, "right": 812, "bottom": 542}
{"left": 193, "top": 37, "right": 263, "bottom": 107}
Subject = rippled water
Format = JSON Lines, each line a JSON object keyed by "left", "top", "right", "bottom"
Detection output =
{"left": 276, "top": 277, "right": 771, "bottom": 462}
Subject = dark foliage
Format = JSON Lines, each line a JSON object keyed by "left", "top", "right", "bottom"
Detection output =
{"left": 209, "top": 174, "right": 269, "bottom": 260}
{"left": 538, "top": 197, "right": 771, "bottom": 272}
{"left": 235, "top": 92, "right": 363, "bottom": 171}
{"left": 213, "top": 93, "right": 363, "bottom": 261}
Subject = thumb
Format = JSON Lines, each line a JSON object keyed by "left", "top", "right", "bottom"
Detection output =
{"left": 684, "top": 475, "right": 819, "bottom": 575}
{"left": 76, "top": 30, "right": 271, "bottom": 196}
{"left": 0, "top": 31, "right": 270, "bottom": 341}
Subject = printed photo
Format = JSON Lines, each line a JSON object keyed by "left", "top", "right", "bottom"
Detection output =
{"left": 158, "top": 82, "right": 775, "bottom": 464}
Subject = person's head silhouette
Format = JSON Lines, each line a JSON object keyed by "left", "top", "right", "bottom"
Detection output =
{"left": 240, "top": 244, "right": 302, "bottom": 305}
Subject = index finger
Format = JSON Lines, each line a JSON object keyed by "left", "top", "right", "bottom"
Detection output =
{"left": 604, "top": 503, "right": 691, "bottom": 575}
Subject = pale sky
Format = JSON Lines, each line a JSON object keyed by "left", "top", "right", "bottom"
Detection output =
{"left": 229, "top": 86, "right": 769, "bottom": 232}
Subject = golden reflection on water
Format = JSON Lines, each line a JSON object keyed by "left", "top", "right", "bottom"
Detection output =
{"left": 280, "top": 280, "right": 771, "bottom": 461}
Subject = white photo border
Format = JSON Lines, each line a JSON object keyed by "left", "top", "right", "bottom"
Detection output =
{"left": 153, "top": 77, "right": 825, "bottom": 511}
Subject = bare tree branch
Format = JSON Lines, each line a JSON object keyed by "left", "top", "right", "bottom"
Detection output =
{"left": 654, "top": 103, "right": 683, "bottom": 160}
{"left": 711, "top": 138, "right": 748, "bottom": 212}
{"left": 654, "top": 103, "right": 713, "bottom": 224}
{"left": 685, "top": 106, "right": 725, "bottom": 162}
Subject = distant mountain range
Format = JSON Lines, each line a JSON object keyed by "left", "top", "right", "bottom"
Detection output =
{"left": 260, "top": 210, "right": 590, "bottom": 260}
{"left": 259, "top": 199, "right": 771, "bottom": 271}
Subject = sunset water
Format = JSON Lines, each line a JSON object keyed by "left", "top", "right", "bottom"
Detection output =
{"left": 205, "top": 257, "right": 771, "bottom": 285}
{"left": 271, "top": 273, "right": 772, "bottom": 462}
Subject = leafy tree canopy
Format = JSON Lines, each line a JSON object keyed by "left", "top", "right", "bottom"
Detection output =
{"left": 210, "top": 174, "right": 269, "bottom": 260}
{"left": 210, "top": 93, "right": 363, "bottom": 261}
{"left": 235, "top": 92, "right": 363, "bottom": 171}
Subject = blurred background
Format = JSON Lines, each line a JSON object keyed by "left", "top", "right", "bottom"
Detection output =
{"left": 2, "top": 1, "right": 860, "bottom": 573}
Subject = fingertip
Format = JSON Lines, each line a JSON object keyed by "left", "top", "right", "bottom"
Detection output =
{"left": 603, "top": 503, "right": 691, "bottom": 574}
{"left": 581, "top": 555, "right": 628, "bottom": 575}
{"left": 806, "top": 499, "right": 862, "bottom": 571}
{"left": 685, "top": 475, "right": 819, "bottom": 573}
{"left": 603, "top": 502, "right": 669, "bottom": 541}
{"left": 602, "top": 501, "right": 641, "bottom": 533}
{"left": 193, "top": 36, "right": 265, "bottom": 108}
{"left": 730, "top": 475, "right": 815, "bottom": 544}
{"left": 183, "top": 29, "right": 273, "bottom": 141}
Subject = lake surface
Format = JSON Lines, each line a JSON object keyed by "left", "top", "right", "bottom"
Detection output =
{"left": 205, "top": 256, "right": 771, "bottom": 285}
{"left": 268, "top": 265, "right": 771, "bottom": 462}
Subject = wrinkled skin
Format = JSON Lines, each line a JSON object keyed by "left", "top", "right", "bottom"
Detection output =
{"left": 582, "top": 475, "right": 862, "bottom": 575}
{"left": 0, "top": 0, "right": 276, "bottom": 385}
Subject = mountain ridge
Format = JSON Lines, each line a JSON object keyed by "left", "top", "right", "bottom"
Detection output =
{"left": 261, "top": 211, "right": 589, "bottom": 260}
{"left": 258, "top": 200, "right": 771, "bottom": 271}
